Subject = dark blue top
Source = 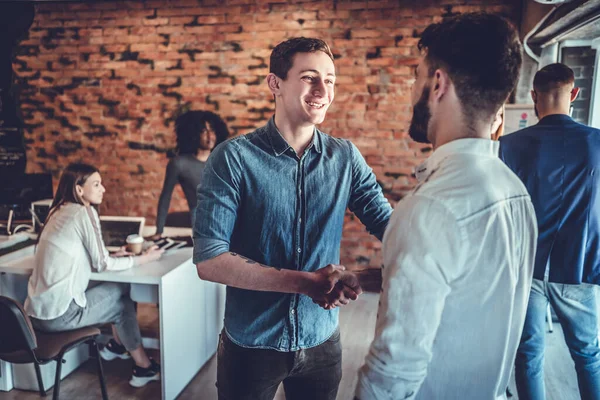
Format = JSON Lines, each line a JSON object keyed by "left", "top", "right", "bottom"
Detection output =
{"left": 499, "top": 114, "right": 600, "bottom": 285}
{"left": 193, "top": 117, "right": 392, "bottom": 351}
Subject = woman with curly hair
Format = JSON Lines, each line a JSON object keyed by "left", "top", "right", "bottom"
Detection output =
{"left": 153, "top": 110, "right": 229, "bottom": 238}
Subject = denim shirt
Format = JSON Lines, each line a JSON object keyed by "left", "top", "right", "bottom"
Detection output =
{"left": 193, "top": 117, "right": 392, "bottom": 351}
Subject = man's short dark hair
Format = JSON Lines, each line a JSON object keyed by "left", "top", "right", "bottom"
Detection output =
{"left": 533, "top": 63, "right": 574, "bottom": 93}
{"left": 270, "top": 37, "right": 334, "bottom": 80}
{"left": 418, "top": 12, "right": 523, "bottom": 123}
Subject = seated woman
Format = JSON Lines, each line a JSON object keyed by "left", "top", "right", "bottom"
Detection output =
{"left": 153, "top": 110, "right": 229, "bottom": 239}
{"left": 24, "top": 163, "right": 164, "bottom": 388}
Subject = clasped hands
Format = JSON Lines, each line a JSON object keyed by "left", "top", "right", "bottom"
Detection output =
{"left": 308, "top": 264, "right": 362, "bottom": 310}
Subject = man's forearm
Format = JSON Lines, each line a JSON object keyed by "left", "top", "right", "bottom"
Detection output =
{"left": 196, "top": 252, "right": 315, "bottom": 295}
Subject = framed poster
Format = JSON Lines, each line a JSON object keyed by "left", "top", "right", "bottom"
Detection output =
{"left": 504, "top": 104, "right": 538, "bottom": 135}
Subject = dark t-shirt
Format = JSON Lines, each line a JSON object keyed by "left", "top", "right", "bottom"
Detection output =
{"left": 156, "top": 154, "right": 206, "bottom": 234}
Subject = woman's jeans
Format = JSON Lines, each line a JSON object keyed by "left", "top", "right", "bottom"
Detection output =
{"left": 31, "top": 282, "right": 142, "bottom": 352}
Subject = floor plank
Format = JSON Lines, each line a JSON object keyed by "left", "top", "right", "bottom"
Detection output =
{"left": 0, "top": 293, "right": 580, "bottom": 399}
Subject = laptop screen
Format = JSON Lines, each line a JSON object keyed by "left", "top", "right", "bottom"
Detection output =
{"left": 99, "top": 217, "right": 145, "bottom": 249}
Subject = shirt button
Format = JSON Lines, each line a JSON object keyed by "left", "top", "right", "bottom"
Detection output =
{"left": 297, "top": 247, "right": 301, "bottom": 253}
{"left": 290, "top": 309, "right": 295, "bottom": 315}
{"left": 298, "top": 218, "right": 302, "bottom": 223}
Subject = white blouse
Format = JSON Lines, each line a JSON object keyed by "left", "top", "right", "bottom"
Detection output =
{"left": 25, "top": 203, "right": 134, "bottom": 320}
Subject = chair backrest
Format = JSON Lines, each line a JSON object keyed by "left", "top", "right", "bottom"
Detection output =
{"left": 0, "top": 296, "right": 37, "bottom": 354}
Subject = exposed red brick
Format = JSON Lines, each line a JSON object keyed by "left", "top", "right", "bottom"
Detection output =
{"left": 15, "top": 0, "right": 521, "bottom": 269}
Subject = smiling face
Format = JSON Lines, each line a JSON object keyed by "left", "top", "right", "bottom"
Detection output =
{"left": 199, "top": 123, "right": 217, "bottom": 151}
{"left": 272, "top": 51, "right": 336, "bottom": 128}
{"left": 76, "top": 172, "right": 105, "bottom": 206}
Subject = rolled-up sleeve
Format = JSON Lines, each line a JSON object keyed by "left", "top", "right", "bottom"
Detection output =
{"left": 347, "top": 141, "right": 393, "bottom": 240}
{"left": 356, "top": 195, "right": 463, "bottom": 399}
{"left": 193, "top": 141, "right": 243, "bottom": 264}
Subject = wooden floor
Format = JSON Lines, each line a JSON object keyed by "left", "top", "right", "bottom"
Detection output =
{"left": 0, "top": 293, "right": 580, "bottom": 399}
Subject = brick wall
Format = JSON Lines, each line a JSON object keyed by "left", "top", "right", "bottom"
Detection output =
{"left": 561, "top": 46, "right": 596, "bottom": 125}
{"left": 13, "top": 0, "right": 520, "bottom": 269}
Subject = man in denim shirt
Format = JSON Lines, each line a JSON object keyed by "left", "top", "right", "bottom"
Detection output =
{"left": 500, "top": 63, "right": 600, "bottom": 400}
{"left": 193, "top": 37, "right": 392, "bottom": 400}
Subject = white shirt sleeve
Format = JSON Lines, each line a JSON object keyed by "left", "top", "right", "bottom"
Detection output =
{"left": 355, "top": 195, "right": 465, "bottom": 400}
{"left": 76, "top": 206, "right": 134, "bottom": 272}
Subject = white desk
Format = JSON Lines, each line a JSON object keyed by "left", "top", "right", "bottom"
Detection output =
{"left": 0, "top": 243, "right": 225, "bottom": 400}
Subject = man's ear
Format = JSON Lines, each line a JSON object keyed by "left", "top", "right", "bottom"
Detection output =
{"left": 266, "top": 73, "right": 281, "bottom": 96}
{"left": 530, "top": 89, "right": 537, "bottom": 103}
{"left": 570, "top": 87, "right": 580, "bottom": 102}
{"left": 432, "top": 69, "right": 449, "bottom": 102}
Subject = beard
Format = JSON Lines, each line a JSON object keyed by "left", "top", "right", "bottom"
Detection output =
{"left": 534, "top": 103, "right": 539, "bottom": 119}
{"left": 408, "top": 85, "right": 432, "bottom": 144}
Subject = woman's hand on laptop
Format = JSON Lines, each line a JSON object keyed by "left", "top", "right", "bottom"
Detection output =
{"left": 146, "top": 233, "right": 162, "bottom": 242}
{"left": 135, "top": 245, "right": 165, "bottom": 265}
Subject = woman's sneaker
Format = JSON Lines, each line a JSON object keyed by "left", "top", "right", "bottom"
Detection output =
{"left": 129, "top": 358, "right": 160, "bottom": 388}
{"left": 99, "top": 339, "right": 131, "bottom": 361}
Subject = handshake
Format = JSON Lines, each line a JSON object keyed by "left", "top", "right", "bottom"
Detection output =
{"left": 305, "top": 264, "right": 382, "bottom": 310}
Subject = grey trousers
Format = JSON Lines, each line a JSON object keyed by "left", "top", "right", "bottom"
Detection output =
{"left": 31, "top": 282, "right": 143, "bottom": 351}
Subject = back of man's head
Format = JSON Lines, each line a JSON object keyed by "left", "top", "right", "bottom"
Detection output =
{"left": 418, "top": 12, "right": 522, "bottom": 124}
{"left": 533, "top": 63, "right": 574, "bottom": 93}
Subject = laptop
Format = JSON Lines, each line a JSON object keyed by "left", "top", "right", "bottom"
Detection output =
{"left": 99, "top": 216, "right": 145, "bottom": 252}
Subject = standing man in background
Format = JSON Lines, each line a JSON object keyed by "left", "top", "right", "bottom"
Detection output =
{"left": 193, "top": 37, "right": 392, "bottom": 400}
{"left": 356, "top": 13, "right": 538, "bottom": 399}
{"left": 500, "top": 63, "right": 600, "bottom": 400}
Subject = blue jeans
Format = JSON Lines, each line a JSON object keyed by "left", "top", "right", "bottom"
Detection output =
{"left": 515, "top": 278, "right": 600, "bottom": 400}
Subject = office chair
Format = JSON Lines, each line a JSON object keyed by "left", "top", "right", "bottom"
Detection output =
{"left": 0, "top": 296, "right": 108, "bottom": 400}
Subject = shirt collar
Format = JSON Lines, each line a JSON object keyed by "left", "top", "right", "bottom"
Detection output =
{"left": 415, "top": 138, "right": 499, "bottom": 182}
{"left": 266, "top": 116, "right": 322, "bottom": 156}
{"left": 538, "top": 114, "right": 573, "bottom": 125}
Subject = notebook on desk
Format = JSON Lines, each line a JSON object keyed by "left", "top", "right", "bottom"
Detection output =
{"left": 99, "top": 216, "right": 145, "bottom": 252}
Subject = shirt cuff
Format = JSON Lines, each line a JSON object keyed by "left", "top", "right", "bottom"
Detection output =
{"left": 193, "top": 237, "right": 230, "bottom": 264}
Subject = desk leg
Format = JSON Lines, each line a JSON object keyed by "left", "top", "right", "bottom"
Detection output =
{"left": 159, "top": 260, "right": 225, "bottom": 400}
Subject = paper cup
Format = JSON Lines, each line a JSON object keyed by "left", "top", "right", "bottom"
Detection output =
{"left": 126, "top": 234, "right": 144, "bottom": 255}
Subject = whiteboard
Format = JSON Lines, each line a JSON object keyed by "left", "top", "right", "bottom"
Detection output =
{"left": 504, "top": 104, "right": 538, "bottom": 135}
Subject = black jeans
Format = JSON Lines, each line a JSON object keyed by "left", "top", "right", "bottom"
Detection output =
{"left": 217, "top": 328, "right": 342, "bottom": 400}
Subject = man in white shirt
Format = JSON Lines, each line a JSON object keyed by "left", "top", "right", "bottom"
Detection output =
{"left": 355, "top": 13, "right": 538, "bottom": 400}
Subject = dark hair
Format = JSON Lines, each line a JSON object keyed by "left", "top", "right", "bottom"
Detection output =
{"left": 418, "top": 12, "right": 523, "bottom": 123}
{"left": 38, "top": 163, "right": 99, "bottom": 240}
{"left": 533, "top": 63, "right": 574, "bottom": 93}
{"left": 270, "top": 37, "right": 334, "bottom": 80}
{"left": 175, "top": 110, "right": 229, "bottom": 155}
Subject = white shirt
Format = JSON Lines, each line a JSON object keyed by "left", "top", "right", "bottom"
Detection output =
{"left": 25, "top": 203, "right": 134, "bottom": 320}
{"left": 356, "top": 139, "right": 537, "bottom": 400}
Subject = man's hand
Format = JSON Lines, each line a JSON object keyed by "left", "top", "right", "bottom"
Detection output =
{"left": 353, "top": 268, "right": 383, "bottom": 293}
{"left": 306, "top": 264, "right": 363, "bottom": 310}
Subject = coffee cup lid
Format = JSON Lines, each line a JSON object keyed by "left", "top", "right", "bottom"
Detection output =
{"left": 126, "top": 234, "right": 144, "bottom": 244}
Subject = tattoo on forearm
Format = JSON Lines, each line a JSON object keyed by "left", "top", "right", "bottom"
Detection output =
{"left": 230, "top": 252, "right": 282, "bottom": 271}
